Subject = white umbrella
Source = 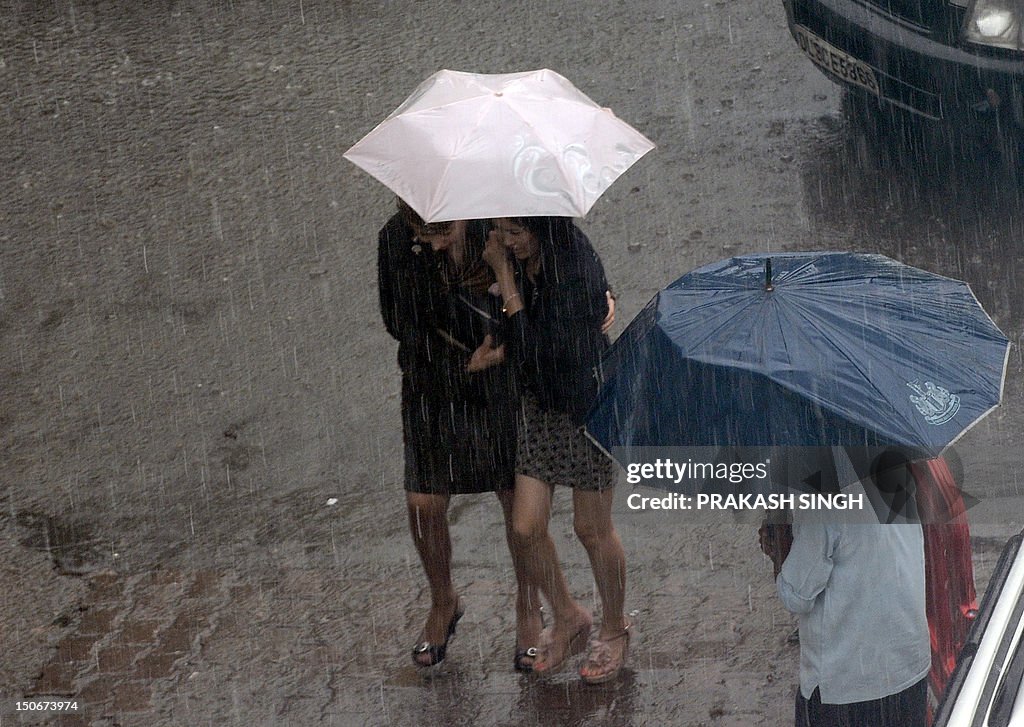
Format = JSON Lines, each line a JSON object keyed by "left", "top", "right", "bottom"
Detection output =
{"left": 343, "top": 68, "right": 655, "bottom": 222}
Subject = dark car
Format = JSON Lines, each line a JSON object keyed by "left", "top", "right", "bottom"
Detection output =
{"left": 782, "top": 0, "right": 1024, "bottom": 159}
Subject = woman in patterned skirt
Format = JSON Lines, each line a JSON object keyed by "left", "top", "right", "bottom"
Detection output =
{"left": 481, "top": 216, "right": 630, "bottom": 684}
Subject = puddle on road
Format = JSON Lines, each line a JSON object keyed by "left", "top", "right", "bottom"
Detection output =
{"left": 14, "top": 510, "right": 109, "bottom": 575}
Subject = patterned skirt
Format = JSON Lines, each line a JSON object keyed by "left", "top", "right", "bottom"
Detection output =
{"left": 515, "top": 392, "right": 616, "bottom": 491}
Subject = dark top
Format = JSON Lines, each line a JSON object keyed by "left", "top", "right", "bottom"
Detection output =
{"left": 377, "top": 213, "right": 517, "bottom": 494}
{"left": 508, "top": 221, "right": 610, "bottom": 424}
{"left": 377, "top": 214, "right": 509, "bottom": 405}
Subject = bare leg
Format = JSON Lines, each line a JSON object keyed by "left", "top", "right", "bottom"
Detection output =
{"left": 496, "top": 489, "right": 543, "bottom": 668}
{"left": 573, "top": 487, "right": 629, "bottom": 680}
{"left": 573, "top": 487, "right": 627, "bottom": 634}
{"left": 406, "top": 491, "right": 460, "bottom": 665}
{"left": 512, "top": 474, "right": 592, "bottom": 672}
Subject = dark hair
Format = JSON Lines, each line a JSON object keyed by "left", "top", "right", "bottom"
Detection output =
{"left": 506, "top": 216, "right": 575, "bottom": 248}
{"left": 503, "top": 217, "right": 603, "bottom": 292}
{"left": 396, "top": 197, "right": 453, "bottom": 235}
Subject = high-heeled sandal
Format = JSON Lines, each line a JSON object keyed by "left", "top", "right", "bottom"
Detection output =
{"left": 513, "top": 608, "right": 545, "bottom": 672}
{"left": 532, "top": 619, "right": 592, "bottom": 675}
{"left": 514, "top": 646, "right": 538, "bottom": 672}
{"left": 579, "top": 622, "right": 631, "bottom": 685}
{"left": 411, "top": 604, "right": 465, "bottom": 667}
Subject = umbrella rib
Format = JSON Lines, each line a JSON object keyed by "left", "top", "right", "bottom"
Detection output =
{"left": 658, "top": 289, "right": 761, "bottom": 354}
{"left": 781, "top": 291, "right": 925, "bottom": 445}
{"left": 389, "top": 91, "right": 496, "bottom": 120}
{"left": 941, "top": 340, "right": 1011, "bottom": 451}
{"left": 424, "top": 97, "right": 498, "bottom": 221}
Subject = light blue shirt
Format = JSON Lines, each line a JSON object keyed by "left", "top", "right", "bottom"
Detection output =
{"left": 776, "top": 452, "right": 930, "bottom": 704}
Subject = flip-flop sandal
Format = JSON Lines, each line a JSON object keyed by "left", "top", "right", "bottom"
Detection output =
{"left": 579, "top": 623, "right": 631, "bottom": 685}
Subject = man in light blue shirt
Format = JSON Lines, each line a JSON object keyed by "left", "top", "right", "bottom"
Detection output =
{"left": 774, "top": 447, "right": 930, "bottom": 727}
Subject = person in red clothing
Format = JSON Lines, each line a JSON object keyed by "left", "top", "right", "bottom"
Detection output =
{"left": 911, "top": 456, "right": 978, "bottom": 716}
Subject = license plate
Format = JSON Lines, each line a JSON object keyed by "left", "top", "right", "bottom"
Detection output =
{"left": 793, "top": 25, "right": 879, "bottom": 96}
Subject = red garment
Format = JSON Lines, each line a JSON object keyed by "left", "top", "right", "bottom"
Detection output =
{"left": 911, "top": 458, "right": 978, "bottom": 725}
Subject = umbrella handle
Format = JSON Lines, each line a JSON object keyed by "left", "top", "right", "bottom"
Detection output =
{"left": 765, "top": 258, "right": 774, "bottom": 291}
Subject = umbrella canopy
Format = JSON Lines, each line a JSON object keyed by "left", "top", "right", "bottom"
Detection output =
{"left": 343, "top": 68, "right": 654, "bottom": 222}
{"left": 586, "top": 252, "right": 1010, "bottom": 460}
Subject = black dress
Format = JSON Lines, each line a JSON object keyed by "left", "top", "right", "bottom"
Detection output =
{"left": 378, "top": 215, "right": 517, "bottom": 495}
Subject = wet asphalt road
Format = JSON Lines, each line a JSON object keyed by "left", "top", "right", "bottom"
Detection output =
{"left": 1, "top": 1, "right": 1022, "bottom": 725}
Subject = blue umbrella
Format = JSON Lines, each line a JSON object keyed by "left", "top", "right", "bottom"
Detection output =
{"left": 586, "top": 252, "right": 1009, "bottom": 460}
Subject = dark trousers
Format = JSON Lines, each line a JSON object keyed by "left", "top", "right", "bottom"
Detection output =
{"left": 795, "top": 677, "right": 927, "bottom": 727}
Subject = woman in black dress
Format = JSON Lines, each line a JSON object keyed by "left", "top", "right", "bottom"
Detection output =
{"left": 378, "top": 200, "right": 540, "bottom": 669}
{"left": 482, "top": 216, "right": 630, "bottom": 684}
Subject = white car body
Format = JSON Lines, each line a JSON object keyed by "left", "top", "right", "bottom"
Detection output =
{"left": 935, "top": 529, "right": 1024, "bottom": 726}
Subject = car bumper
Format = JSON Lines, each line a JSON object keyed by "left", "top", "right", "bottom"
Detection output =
{"left": 783, "top": 0, "right": 1024, "bottom": 126}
